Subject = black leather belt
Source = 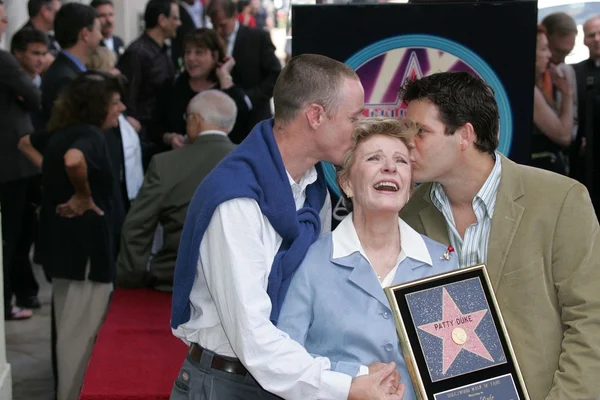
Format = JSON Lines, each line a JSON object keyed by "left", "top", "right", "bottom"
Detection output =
{"left": 189, "top": 343, "right": 248, "bottom": 376}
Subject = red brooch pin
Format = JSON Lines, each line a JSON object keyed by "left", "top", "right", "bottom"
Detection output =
{"left": 441, "top": 245, "right": 455, "bottom": 261}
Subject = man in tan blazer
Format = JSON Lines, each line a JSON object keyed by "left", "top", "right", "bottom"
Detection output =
{"left": 117, "top": 90, "right": 237, "bottom": 291}
{"left": 399, "top": 72, "right": 600, "bottom": 400}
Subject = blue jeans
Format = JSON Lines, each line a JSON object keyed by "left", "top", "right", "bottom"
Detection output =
{"left": 171, "top": 347, "right": 283, "bottom": 400}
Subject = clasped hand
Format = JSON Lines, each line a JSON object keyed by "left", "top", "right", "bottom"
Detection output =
{"left": 56, "top": 193, "right": 104, "bottom": 218}
{"left": 349, "top": 362, "right": 406, "bottom": 400}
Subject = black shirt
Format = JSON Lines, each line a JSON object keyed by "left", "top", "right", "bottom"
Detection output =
{"left": 148, "top": 72, "right": 251, "bottom": 148}
{"left": 41, "top": 124, "right": 116, "bottom": 283}
{"left": 117, "top": 33, "right": 176, "bottom": 126}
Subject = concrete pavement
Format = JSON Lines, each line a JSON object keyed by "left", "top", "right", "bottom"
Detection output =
{"left": 6, "top": 263, "right": 54, "bottom": 400}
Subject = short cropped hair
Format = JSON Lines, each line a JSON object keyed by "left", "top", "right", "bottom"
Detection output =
{"left": 542, "top": 12, "right": 577, "bottom": 36}
{"left": 48, "top": 71, "right": 125, "bottom": 132}
{"left": 54, "top": 3, "right": 97, "bottom": 49}
{"left": 273, "top": 54, "right": 358, "bottom": 124}
{"left": 28, "top": 0, "right": 53, "bottom": 18}
{"left": 187, "top": 89, "right": 238, "bottom": 133}
{"left": 400, "top": 71, "right": 499, "bottom": 155}
{"left": 144, "top": 0, "right": 176, "bottom": 29}
{"left": 338, "top": 117, "right": 419, "bottom": 212}
{"left": 11, "top": 27, "right": 49, "bottom": 53}
{"left": 90, "top": 0, "right": 113, "bottom": 8}
{"left": 206, "top": 0, "right": 237, "bottom": 19}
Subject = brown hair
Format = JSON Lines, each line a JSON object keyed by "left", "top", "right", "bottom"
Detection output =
{"left": 542, "top": 12, "right": 577, "bottom": 36}
{"left": 47, "top": 71, "right": 124, "bottom": 132}
{"left": 182, "top": 28, "right": 226, "bottom": 82}
{"left": 337, "top": 117, "right": 419, "bottom": 212}
{"left": 273, "top": 54, "right": 358, "bottom": 124}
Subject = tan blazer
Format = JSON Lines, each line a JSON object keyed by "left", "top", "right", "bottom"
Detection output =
{"left": 400, "top": 155, "right": 600, "bottom": 400}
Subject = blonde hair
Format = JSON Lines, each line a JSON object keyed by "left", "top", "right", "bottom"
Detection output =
{"left": 337, "top": 116, "right": 419, "bottom": 211}
{"left": 87, "top": 46, "right": 116, "bottom": 73}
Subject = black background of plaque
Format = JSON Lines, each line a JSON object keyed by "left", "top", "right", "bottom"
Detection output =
{"left": 392, "top": 268, "right": 527, "bottom": 399}
{"left": 291, "top": 1, "right": 537, "bottom": 165}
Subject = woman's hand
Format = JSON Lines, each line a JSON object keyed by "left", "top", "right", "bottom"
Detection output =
{"left": 551, "top": 66, "right": 571, "bottom": 97}
{"left": 217, "top": 56, "right": 236, "bottom": 75}
{"left": 56, "top": 193, "right": 104, "bottom": 218}
{"left": 216, "top": 57, "right": 236, "bottom": 89}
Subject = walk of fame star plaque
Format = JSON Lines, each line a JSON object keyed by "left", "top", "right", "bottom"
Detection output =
{"left": 384, "top": 264, "right": 530, "bottom": 400}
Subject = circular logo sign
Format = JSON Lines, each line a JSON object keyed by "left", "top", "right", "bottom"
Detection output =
{"left": 323, "top": 35, "right": 512, "bottom": 198}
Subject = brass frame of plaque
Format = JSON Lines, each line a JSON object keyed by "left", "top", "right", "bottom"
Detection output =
{"left": 384, "top": 264, "right": 530, "bottom": 400}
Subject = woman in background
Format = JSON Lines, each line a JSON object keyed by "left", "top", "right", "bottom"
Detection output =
{"left": 532, "top": 24, "right": 574, "bottom": 175}
{"left": 41, "top": 71, "right": 124, "bottom": 400}
{"left": 149, "top": 28, "right": 250, "bottom": 149}
{"left": 87, "top": 46, "right": 144, "bottom": 207}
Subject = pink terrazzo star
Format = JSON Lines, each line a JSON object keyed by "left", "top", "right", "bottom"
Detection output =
{"left": 417, "top": 288, "right": 494, "bottom": 374}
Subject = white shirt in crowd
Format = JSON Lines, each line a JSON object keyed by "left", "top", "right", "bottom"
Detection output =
{"left": 118, "top": 114, "right": 144, "bottom": 200}
{"left": 180, "top": 0, "right": 206, "bottom": 28}
{"left": 172, "top": 166, "right": 360, "bottom": 399}
{"left": 103, "top": 37, "right": 114, "bottom": 52}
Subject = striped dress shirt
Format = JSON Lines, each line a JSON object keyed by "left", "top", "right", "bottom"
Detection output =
{"left": 430, "top": 152, "right": 502, "bottom": 268}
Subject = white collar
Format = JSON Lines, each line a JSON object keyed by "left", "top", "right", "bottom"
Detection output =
{"left": 286, "top": 166, "right": 317, "bottom": 190}
{"left": 225, "top": 20, "right": 240, "bottom": 56}
{"left": 231, "top": 20, "right": 240, "bottom": 38}
{"left": 32, "top": 74, "right": 42, "bottom": 88}
{"left": 332, "top": 213, "right": 433, "bottom": 267}
{"left": 199, "top": 129, "right": 227, "bottom": 137}
{"left": 179, "top": 0, "right": 193, "bottom": 14}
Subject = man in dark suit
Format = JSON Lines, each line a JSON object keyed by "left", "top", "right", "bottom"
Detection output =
{"left": 207, "top": 0, "right": 282, "bottom": 142}
{"left": 21, "top": 0, "right": 62, "bottom": 71}
{"left": 117, "top": 0, "right": 180, "bottom": 128}
{"left": 40, "top": 3, "right": 102, "bottom": 127}
{"left": 0, "top": 1, "right": 42, "bottom": 320}
{"left": 117, "top": 90, "right": 237, "bottom": 291}
{"left": 9, "top": 27, "right": 50, "bottom": 312}
{"left": 91, "top": 0, "right": 125, "bottom": 61}
{"left": 171, "top": 0, "right": 205, "bottom": 70}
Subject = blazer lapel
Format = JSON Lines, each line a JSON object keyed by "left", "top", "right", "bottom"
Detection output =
{"left": 486, "top": 156, "right": 525, "bottom": 289}
{"left": 232, "top": 26, "right": 246, "bottom": 63}
{"left": 333, "top": 253, "right": 391, "bottom": 311}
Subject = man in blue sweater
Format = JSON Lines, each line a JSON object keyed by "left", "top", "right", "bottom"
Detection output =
{"left": 170, "top": 54, "right": 405, "bottom": 399}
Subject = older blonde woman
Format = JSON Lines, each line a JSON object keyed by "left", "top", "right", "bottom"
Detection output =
{"left": 277, "top": 117, "right": 459, "bottom": 400}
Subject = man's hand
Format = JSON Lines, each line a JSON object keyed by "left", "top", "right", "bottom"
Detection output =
{"left": 163, "top": 133, "right": 185, "bottom": 149}
{"left": 349, "top": 362, "right": 405, "bottom": 400}
{"left": 369, "top": 362, "right": 402, "bottom": 393}
{"left": 126, "top": 116, "right": 142, "bottom": 133}
{"left": 56, "top": 193, "right": 104, "bottom": 218}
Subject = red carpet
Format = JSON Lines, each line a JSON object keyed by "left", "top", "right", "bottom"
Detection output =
{"left": 79, "top": 288, "right": 187, "bottom": 400}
